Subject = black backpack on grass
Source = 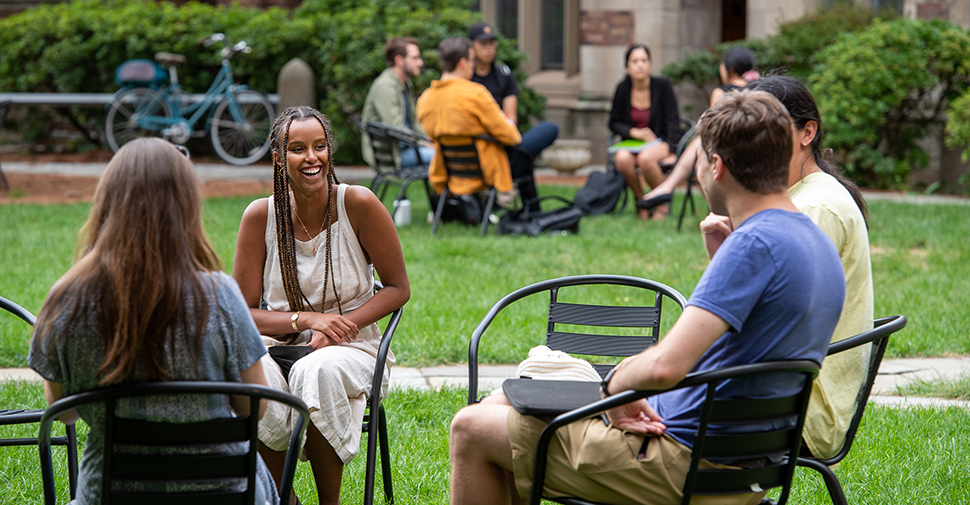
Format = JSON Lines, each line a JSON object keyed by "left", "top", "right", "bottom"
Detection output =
{"left": 574, "top": 169, "right": 628, "bottom": 215}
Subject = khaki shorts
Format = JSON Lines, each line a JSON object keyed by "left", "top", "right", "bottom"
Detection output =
{"left": 507, "top": 410, "right": 766, "bottom": 505}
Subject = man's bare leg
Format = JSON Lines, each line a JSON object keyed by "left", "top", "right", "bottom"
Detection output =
{"left": 450, "top": 402, "right": 526, "bottom": 505}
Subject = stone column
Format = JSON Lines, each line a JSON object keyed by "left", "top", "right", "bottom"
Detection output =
{"left": 277, "top": 58, "right": 317, "bottom": 113}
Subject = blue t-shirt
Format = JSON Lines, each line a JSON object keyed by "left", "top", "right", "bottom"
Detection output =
{"left": 649, "top": 209, "right": 845, "bottom": 448}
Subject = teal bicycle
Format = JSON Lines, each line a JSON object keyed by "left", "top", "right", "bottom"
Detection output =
{"left": 105, "top": 33, "right": 275, "bottom": 165}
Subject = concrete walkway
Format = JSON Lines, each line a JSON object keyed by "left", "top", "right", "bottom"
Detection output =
{"left": 2, "top": 357, "right": 968, "bottom": 409}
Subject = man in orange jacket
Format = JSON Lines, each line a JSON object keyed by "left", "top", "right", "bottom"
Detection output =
{"left": 417, "top": 37, "right": 539, "bottom": 211}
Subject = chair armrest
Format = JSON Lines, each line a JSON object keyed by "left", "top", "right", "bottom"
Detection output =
{"left": 827, "top": 315, "right": 906, "bottom": 356}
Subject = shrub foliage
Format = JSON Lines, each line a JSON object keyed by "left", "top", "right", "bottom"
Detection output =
{"left": 0, "top": 0, "right": 545, "bottom": 164}
{"left": 812, "top": 18, "right": 970, "bottom": 188}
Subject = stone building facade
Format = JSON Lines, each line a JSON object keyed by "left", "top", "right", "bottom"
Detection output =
{"left": 479, "top": 0, "right": 970, "bottom": 168}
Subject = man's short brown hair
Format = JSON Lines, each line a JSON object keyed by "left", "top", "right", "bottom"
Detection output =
{"left": 698, "top": 90, "right": 793, "bottom": 194}
{"left": 438, "top": 37, "right": 473, "bottom": 73}
{"left": 386, "top": 37, "right": 419, "bottom": 67}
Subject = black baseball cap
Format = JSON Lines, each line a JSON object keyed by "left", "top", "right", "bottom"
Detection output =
{"left": 468, "top": 22, "right": 498, "bottom": 42}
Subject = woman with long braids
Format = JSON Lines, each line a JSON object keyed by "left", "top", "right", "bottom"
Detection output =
{"left": 233, "top": 106, "right": 409, "bottom": 504}
{"left": 29, "top": 138, "right": 278, "bottom": 504}
{"left": 701, "top": 76, "right": 873, "bottom": 461}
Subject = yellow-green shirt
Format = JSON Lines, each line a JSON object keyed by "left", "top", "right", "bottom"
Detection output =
{"left": 789, "top": 171, "right": 874, "bottom": 459}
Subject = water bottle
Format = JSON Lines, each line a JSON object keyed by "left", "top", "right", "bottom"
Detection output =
{"left": 393, "top": 198, "right": 412, "bottom": 226}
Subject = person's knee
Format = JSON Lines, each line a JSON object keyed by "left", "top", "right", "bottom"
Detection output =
{"left": 614, "top": 151, "right": 634, "bottom": 170}
{"left": 450, "top": 404, "right": 499, "bottom": 456}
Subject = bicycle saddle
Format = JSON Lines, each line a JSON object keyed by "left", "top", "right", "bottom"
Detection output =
{"left": 154, "top": 52, "right": 186, "bottom": 65}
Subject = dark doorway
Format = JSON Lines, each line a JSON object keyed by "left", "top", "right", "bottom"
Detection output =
{"left": 722, "top": 0, "right": 746, "bottom": 42}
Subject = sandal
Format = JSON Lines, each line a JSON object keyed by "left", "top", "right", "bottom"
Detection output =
{"left": 650, "top": 203, "right": 670, "bottom": 221}
{"left": 637, "top": 192, "right": 672, "bottom": 211}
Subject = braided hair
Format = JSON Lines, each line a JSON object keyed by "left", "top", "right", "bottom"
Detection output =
{"left": 270, "top": 106, "right": 343, "bottom": 323}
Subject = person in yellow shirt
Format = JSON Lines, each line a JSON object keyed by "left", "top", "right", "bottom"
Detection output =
{"left": 417, "top": 37, "right": 540, "bottom": 211}
{"left": 703, "top": 75, "right": 873, "bottom": 459}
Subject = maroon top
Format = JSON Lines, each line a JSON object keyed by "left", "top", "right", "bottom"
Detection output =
{"left": 630, "top": 106, "right": 651, "bottom": 129}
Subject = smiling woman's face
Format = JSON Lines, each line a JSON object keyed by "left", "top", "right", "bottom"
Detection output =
{"left": 279, "top": 119, "right": 329, "bottom": 194}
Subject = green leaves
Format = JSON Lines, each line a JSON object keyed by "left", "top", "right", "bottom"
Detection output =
{"left": 813, "top": 18, "right": 970, "bottom": 188}
{"left": 0, "top": 0, "right": 543, "bottom": 165}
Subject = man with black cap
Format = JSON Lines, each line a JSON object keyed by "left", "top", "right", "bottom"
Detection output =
{"left": 467, "top": 21, "right": 559, "bottom": 204}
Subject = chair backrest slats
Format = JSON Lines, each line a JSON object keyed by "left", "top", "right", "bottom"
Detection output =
{"left": 709, "top": 393, "right": 800, "bottom": 422}
{"left": 548, "top": 303, "right": 659, "bottom": 328}
{"left": 439, "top": 140, "right": 484, "bottom": 178}
{"left": 111, "top": 453, "right": 249, "bottom": 480}
{"left": 546, "top": 332, "right": 658, "bottom": 357}
{"left": 364, "top": 124, "right": 398, "bottom": 174}
{"left": 700, "top": 429, "right": 799, "bottom": 459}
{"left": 110, "top": 493, "right": 248, "bottom": 505}
{"left": 691, "top": 466, "right": 787, "bottom": 495}
{"left": 113, "top": 417, "right": 249, "bottom": 445}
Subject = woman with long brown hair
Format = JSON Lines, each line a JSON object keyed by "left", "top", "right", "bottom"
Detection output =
{"left": 28, "top": 138, "right": 277, "bottom": 504}
{"left": 232, "top": 106, "right": 409, "bottom": 505}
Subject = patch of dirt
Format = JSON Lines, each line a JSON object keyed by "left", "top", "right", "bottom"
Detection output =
{"left": 0, "top": 173, "right": 271, "bottom": 205}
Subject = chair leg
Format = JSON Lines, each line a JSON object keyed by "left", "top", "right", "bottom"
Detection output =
{"left": 677, "top": 175, "right": 694, "bottom": 232}
{"left": 363, "top": 410, "right": 379, "bottom": 505}
{"left": 431, "top": 187, "right": 449, "bottom": 236}
{"left": 379, "top": 405, "right": 394, "bottom": 504}
{"left": 66, "top": 423, "right": 78, "bottom": 500}
{"left": 480, "top": 189, "right": 497, "bottom": 237}
{"left": 371, "top": 174, "right": 385, "bottom": 193}
{"left": 798, "top": 457, "right": 849, "bottom": 505}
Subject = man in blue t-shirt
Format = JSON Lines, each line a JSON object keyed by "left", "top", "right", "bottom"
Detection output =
{"left": 448, "top": 90, "right": 846, "bottom": 505}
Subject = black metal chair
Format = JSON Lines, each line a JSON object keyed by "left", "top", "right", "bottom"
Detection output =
{"left": 0, "top": 100, "right": 10, "bottom": 191}
{"left": 0, "top": 295, "right": 78, "bottom": 499}
{"left": 466, "top": 274, "right": 687, "bottom": 404}
{"left": 358, "top": 120, "right": 434, "bottom": 209}
{"left": 528, "top": 359, "right": 821, "bottom": 505}
{"left": 39, "top": 381, "right": 309, "bottom": 505}
{"left": 796, "top": 315, "right": 908, "bottom": 505}
{"left": 361, "top": 283, "right": 402, "bottom": 505}
{"left": 430, "top": 135, "right": 501, "bottom": 237}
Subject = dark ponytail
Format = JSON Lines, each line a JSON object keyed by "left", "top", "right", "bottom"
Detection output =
{"left": 746, "top": 75, "right": 869, "bottom": 225}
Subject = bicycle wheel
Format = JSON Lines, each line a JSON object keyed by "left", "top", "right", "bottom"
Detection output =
{"left": 105, "top": 88, "right": 171, "bottom": 153}
{"left": 210, "top": 90, "right": 274, "bottom": 165}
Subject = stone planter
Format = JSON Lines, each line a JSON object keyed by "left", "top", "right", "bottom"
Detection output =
{"left": 540, "top": 139, "right": 592, "bottom": 174}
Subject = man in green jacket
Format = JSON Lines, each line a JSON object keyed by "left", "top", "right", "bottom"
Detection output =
{"left": 361, "top": 37, "right": 435, "bottom": 169}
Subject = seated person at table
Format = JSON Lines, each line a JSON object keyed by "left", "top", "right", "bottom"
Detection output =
{"left": 417, "top": 37, "right": 539, "bottom": 212}
{"left": 448, "top": 90, "right": 846, "bottom": 505}
{"left": 29, "top": 138, "right": 278, "bottom": 505}
{"left": 361, "top": 36, "right": 435, "bottom": 169}
{"left": 609, "top": 43, "right": 682, "bottom": 220}
{"left": 468, "top": 22, "right": 559, "bottom": 178}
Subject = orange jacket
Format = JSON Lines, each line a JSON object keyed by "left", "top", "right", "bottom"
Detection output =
{"left": 416, "top": 78, "right": 522, "bottom": 194}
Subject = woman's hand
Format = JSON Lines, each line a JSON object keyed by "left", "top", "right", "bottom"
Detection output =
{"left": 302, "top": 312, "right": 359, "bottom": 349}
{"left": 605, "top": 398, "right": 666, "bottom": 436}
{"left": 629, "top": 127, "right": 657, "bottom": 142}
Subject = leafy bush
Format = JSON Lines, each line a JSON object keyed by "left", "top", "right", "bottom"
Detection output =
{"left": 0, "top": 0, "right": 546, "bottom": 164}
{"left": 812, "top": 18, "right": 970, "bottom": 188}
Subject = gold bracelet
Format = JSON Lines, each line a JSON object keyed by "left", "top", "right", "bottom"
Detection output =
{"left": 290, "top": 311, "right": 302, "bottom": 333}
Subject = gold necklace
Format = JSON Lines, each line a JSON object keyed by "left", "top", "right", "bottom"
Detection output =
{"left": 294, "top": 207, "right": 325, "bottom": 256}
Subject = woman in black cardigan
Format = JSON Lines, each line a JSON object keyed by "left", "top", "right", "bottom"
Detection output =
{"left": 609, "top": 44, "right": 681, "bottom": 220}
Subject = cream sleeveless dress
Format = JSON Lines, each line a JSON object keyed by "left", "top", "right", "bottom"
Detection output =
{"left": 258, "top": 184, "right": 394, "bottom": 464}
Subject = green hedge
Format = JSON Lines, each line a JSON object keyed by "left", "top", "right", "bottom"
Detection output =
{"left": 0, "top": 0, "right": 546, "bottom": 164}
{"left": 812, "top": 18, "right": 970, "bottom": 189}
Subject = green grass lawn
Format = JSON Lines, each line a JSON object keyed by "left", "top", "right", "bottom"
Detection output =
{"left": 2, "top": 382, "right": 967, "bottom": 504}
{"left": 2, "top": 183, "right": 968, "bottom": 368}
